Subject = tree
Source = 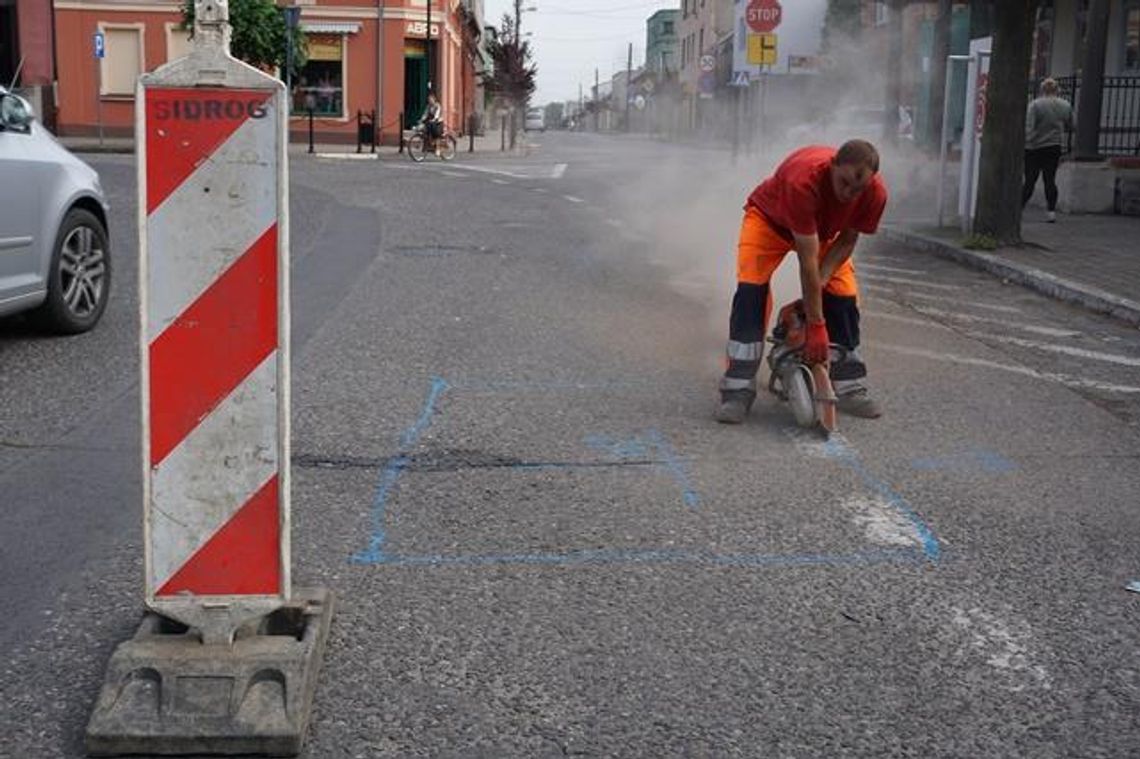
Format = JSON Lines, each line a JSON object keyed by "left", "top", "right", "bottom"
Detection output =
{"left": 822, "top": 0, "right": 863, "bottom": 50}
{"left": 973, "top": 0, "right": 1037, "bottom": 244}
{"left": 481, "top": 14, "right": 537, "bottom": 148}
{"left": 182, "top": 0, "right": 306, "bottom": 78}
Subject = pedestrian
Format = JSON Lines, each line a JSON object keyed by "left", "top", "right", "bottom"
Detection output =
{"left": 716, "top": 140, "right": 888, "bottom": 424}
{"left": 1023, "top": 77, "right": 1074, "bottom": 223}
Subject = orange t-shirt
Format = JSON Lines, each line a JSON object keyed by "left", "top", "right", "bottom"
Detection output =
{"left": 745, "top": 145, "right": 888, "bottom": 242}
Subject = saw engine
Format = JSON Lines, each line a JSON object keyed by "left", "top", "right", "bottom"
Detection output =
{"left": 766, "top": 301, "right": 841, "bottom": 436}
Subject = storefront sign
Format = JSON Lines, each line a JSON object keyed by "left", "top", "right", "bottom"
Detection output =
{"left": 405, "top": 21, "right": 440, "bottom": 38}
{"left": 306, "top": 33, "right": 342, "bottom": 61}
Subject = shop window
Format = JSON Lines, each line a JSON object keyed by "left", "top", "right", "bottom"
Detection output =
{"left": 101, "top": 27, "right": 143, "bottom": 97}
{"left": 293, "top": 33, "right": 344, "bottom": 117}
{"left": 1125, "top": 3, "right": 1140, "bottom": 71}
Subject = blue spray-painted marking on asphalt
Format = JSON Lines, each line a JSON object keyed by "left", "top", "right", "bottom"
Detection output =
{"left": 585, "top": 429, "right": 700, "bottom": 509}
{"left": 351, "top": 377, "right": 449, "bottom": 564}
{"left": 822, "top": 436, "right": 941, "bottom": 562}
{"left": 911, "top": 448, "right": 1016, "bottom": 473}
{"left": 369, "top": 546, "right": 923, "bottom": 569}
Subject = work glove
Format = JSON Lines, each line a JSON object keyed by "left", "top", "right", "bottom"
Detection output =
{"left": 802, "top": 319, "right": 830, "bottom": 365}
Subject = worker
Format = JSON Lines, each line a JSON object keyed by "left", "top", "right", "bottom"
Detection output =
{"left": 716, "top": 139, "right": 888, "bottom": 424}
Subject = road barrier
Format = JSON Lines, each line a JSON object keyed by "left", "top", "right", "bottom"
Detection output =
{"left": 86, "top": 1, "right": 332, "bottom": 754}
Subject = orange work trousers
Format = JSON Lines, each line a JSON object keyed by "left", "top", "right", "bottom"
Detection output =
{"left": 736, "top": 207, "right": 859, "bottom": 298}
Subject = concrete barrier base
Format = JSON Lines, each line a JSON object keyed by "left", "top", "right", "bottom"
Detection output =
{"left": 85, "top": 587, "right": 334, "bottom": 757}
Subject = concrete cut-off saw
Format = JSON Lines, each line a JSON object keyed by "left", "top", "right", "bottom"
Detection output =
{"left": 766, "top": 300, "right": 841, "bottom": 436}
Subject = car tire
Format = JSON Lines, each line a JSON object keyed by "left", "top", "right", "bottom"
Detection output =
{"left": 33, "top": 207, "right": 111, "bottom": 334}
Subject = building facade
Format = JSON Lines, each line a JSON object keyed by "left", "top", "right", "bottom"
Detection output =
{"left": 646, "top": 8, "right": 679, "bottom": 75}
{"left": 51, "top": 0, "right": 480, "bottom": 144}
{"left": 2, "top": 0, "right": 58, "bottom": 129}
{"left": 677, "top": 0, "right": 731, "bottom": 132}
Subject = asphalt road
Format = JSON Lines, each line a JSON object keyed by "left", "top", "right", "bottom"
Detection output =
{"left": 1, "top": 131, "right": 1138, "bottom": 757}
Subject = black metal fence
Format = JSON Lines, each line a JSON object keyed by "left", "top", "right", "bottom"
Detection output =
{"left": 1028, "top": 75, "right": 1140, "bottom": 156}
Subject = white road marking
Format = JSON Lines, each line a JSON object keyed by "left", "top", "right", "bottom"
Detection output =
{"left": 865, "top": 311, "right": 952, "bottom": 330}
{"left": 606, "top": 218, "right": 623, "bottom": 228}
{"left": 950, "top": 607, "right": 1051, "bottom": 691}
{"left": 862, "top": 283, "right": 1023, "bottom": 314}
{"left": 861, "top": 274, "right": 962, "bottom": 291}
{"left": 530, "top": 187, "right": 548, "bottom": 194}
{"left": 314, "top": 153, "right": 378, "bottom": 160}
{"left": 563, "top": 195, "right": 585, "bottom": 204}
{"left": 444, "top": 163, "right": 526, "bottom": 179}
{"left": 492, "top": 178, "right": 510, "bottom": 185}
{"left": 842, "top": 494, "right": 923, "bottom": 548}
{"left": 964, "top": 333, "right": 1140, "bottom": 368}
{"left": 859, "top": 262, "right": 926, "bottom": 276}
{"left": 551, "top": 163, "right": 568, "bottom": 178}
{"left": 876, "top": 344, "right": 1140, "bottom": 394}
{"left": 441, "top": 170, "right": 465, "bottom": 178}
{"left": 910, "top": 305, "right": 1081, "bottom": 338}
{"left": 866, "top": 307, "right": 1082, "bottom": 339}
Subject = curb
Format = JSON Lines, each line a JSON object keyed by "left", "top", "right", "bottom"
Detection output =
{"left": 881, "top": 225, "right": 1140, "bottom": 328}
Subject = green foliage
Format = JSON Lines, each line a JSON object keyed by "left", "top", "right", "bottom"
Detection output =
{"left": 182, "top": 0, "right": 306, "bottom": 77}
{"left": 962, "top": 233, "right": 999, "bottom": 251}
{"left": 481, "top": 14, "right": 537, "bottom": 109}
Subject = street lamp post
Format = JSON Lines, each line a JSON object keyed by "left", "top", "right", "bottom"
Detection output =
{"left": 282, "top": 6, "right": 301, "bottom": 117}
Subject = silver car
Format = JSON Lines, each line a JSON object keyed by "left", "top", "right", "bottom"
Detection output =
{"left": 0, "top": 87, "right": 111, "bottom": 333}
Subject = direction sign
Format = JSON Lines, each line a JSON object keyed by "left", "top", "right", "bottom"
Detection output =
{"left": 747, "top": 33, "right": 778, "bottom": 66}
{"left": 699, "top": 54, "right": 716, "bottom": 73}
{"left": 94, "top": 32, "right": 105, "bottom": 59}
{"left": 746, "top": 0, "right": 782, "bottom": 34}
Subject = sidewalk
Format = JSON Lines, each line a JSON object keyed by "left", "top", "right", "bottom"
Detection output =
{"left": 882, "top": 213, "right": 1140, "bottom": 328}
{"left": 57, "top": 131, "right": 513, "bottom": 157}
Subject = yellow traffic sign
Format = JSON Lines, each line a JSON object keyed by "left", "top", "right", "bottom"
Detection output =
{"left": 747, "top": 33, "right": 778, "bottom": 66}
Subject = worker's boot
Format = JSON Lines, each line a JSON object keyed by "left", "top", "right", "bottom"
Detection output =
{"left": 833, "top": 379, "right": 882, "bottom": 419}
{"left": 715, "top": 389, "right": 755, "bottom": 424}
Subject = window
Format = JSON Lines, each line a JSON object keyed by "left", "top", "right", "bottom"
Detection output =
{"left": 699, "top": 27, "right": 704, "bottom": 57}
{"left": 165, "top": 23, "right": 192, "bottom": 63}
{"left": 1125, "top": 3, "right": 1140, "bottom": 71}
{"left": 100, "top": 26, "right": 143, "bottom": 97}
{"left": 293, "top": 33, "right": 344, "bottom": 117}
{"left": 874, "top": 2, "right": 889, "bottom": 27}
{"left": 662, "top": 20, "right": 674, "bottom": 36}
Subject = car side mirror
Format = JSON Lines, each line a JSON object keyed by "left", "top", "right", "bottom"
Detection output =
{"left": 0, "top": 92, "right": 35, "bottom": 133}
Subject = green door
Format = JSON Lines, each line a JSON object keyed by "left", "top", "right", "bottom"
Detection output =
{"left": 404, "top": 56, "right": 427, "bottom": 128}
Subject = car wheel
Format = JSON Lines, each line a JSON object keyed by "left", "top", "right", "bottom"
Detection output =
{"left": 33, "top": 207, "right": 111, "bottom": 334}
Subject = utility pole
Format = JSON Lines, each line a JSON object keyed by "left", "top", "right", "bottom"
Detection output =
{"left": 425, "top": 0, "right": 431, "bottom": 101}
{"left": 594, "top": 67, "right": 599, "bottom": 132}
{"left": 624, "top": 42, "right": 632, "bottom": 132}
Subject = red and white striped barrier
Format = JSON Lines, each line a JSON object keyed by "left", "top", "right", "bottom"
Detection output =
{"left": 139, "top": 57, "right": 289, "bottom": 642}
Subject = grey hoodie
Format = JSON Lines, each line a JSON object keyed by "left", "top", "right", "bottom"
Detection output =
{"left": 1025, "top": 96, "right": 1074, "bottom": 150}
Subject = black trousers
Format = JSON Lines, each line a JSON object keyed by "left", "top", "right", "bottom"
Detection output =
{"left": 1022, "top": 145, "right": 1062, "bottom": 211}
{"left": 721, "top": 283, "right": 866, "bottom": 397}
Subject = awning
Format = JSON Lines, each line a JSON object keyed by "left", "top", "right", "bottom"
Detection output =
{"left": 300, "top": 22, "right": 361, "bottom": 34}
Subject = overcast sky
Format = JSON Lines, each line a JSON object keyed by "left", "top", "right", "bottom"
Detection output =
{"left": 483, "top": 0, "right": 680, "bottom": 106}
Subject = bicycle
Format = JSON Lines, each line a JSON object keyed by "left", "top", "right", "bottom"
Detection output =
{"left": 406, "top": 123, "right": 457, "bottom": 162}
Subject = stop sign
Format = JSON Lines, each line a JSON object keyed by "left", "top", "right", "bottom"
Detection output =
{"left": 746, "top": 0, "right": 782, "bottom": 34}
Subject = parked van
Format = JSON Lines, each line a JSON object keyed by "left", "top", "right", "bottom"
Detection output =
{"left": 525, "top": 107, "right": 546, "bottom": 132}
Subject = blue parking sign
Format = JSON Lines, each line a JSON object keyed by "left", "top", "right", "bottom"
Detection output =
{"left": 94, "top": 32, "right": 105, "bottom": 59}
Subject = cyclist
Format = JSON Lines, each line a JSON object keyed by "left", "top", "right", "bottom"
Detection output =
{"left": 419, "top": 91, "right": 444, "bottom": 157}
